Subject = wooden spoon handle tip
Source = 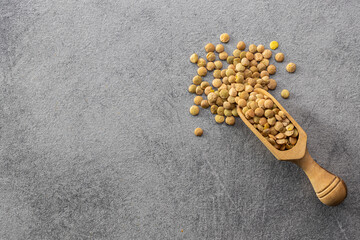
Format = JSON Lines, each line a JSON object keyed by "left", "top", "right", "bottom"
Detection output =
{"left": 292, "top": 149, "right": 347, "bottom": 206}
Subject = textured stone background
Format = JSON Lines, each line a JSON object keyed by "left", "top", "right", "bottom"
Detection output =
{"left": 1, "top": 0, "right": 360, "bottom": 239}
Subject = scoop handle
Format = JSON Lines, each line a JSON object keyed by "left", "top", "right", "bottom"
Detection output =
{"left": 291, "top": 148, "right": 347, "bottom": 206}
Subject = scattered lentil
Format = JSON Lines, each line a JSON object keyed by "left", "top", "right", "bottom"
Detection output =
{"left": 219, "top": 51, "right": 228, "bottom": 60}
{"left": 194, "top": 96, "right": 203, "bottom": 105}
{"left": 190, "top": 53, "right": 198, "bottom": 63}
{"left": 249, "top": 44, "right": 257, "bottom": 53}
{"left": 204, "top": 86, "right": 213, "bottom": 95}
{"left": 214, "top": 61, "right": 223, "bottom": 69}
{"left": 220, "top": 33, "right": 230, "bottom": 43}
{"left": 210, "top": 105, "right": 218, "bottom": 114}
{"left": 187, "top": 35, "right": 298, "bottom": 147}
{"left": 193, "top": 75, "right": 202, "bottom": 85}
{"left": 188, "top": 84, "right": 196, "bottom": 93}
{"left": 197, "top": 67, "right": 207, "bottom": 76}
{"left": 267, "top": 65, "right": 276, "bottom": 75}
{"left": 281, "top": 89, "right": 290, "bottom": 99}
{"left": 237, "top": 41, "right": 246, "bottom": 50}
{"left": 194, "top": 128, "right": 203, "bottom": 136}
{"left": 257, "top": 44, "right": 265, "bottom": 53}
{"left": 201, "top": 100, "right": 210, "bottom": 108}
{"left": 275, "top": 53, "right": 284, "bottom": 62}
{"left": 286, "top": 63, "right": 296, "bottom": 73}
{"left": 215, "top": 44, "right": 224, "bottom": 53}
{"left": 200, "top": 81, "right": 210, "bottom": 89}
{"left": 206, "top": 62, "right": 215, "bottom": 71}
{"left": 205, "top": 43, "right": 215, "bottom": 52}
{"left": 206, "top": 52, "right": 216, "bottom": 62}
{"left": 262, "top": 49, "right": 272, "bottom": 59}
{"left": 225, "top": 116, "right": 235, "bottom": 125}
{"left": 270, "top": 41, "right": 279, "bottom": 50}
{"left": 197, "top": 58, "right": 206, "bottom": 67}
{"left": 215, "top": 115, "right": 225, "bottom": 123}
{"left": 195, "top": 86, "right": 203, "bottom": 95}
{"left": 190, "top": 105, "right": 200, "bottom": 116}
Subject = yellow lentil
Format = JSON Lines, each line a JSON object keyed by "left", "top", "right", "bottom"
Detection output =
{"left": 269, "top": 41, "right": 279, "bottom": 50}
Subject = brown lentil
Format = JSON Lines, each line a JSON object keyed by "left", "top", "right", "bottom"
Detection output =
{"left": 205, "top": 43, "right": 215, "bottom": 52}
{"left": 281, "top": 89, "right": 290, "bottom": 99}
{"left": 201, "top": 100, "right": 210, "bottom": 108}
{"left": 225, "top": 116, "right": 235, "bottom": 125}
{"left": 195, "top": 86, "right": 203, "bottom": 95}
{"left": 214, "top": 61, "right": 223, "bottom": 69}
{"left": 188, "top": 84, "right": 196, "bottom": 93}
{"left": 237, "top": 41, "right": 246, "bottom": 50}
{"left": 249, "top": 44, "right": 257, "bottom": 53}
{"left": 194, "top": 96, "right": 203, "bottom": 105}
{"left": 215, "top": 44, "right": 224, "bottom": 53}
{"left": 200, "top": 81, "right": 210, "bottom": 89}
{"left": 197, "top": 58, "right": 206, "bottom": 67}
{"left": 206, "top": 62, "right": 215, "bottom": 71}
{"left": 286, "top": 63, "right": 296, "bottom": 73}
{"left": 219, "top": 51, "right": 228, "bottom": 60}
{"left": 190, "top": 53, "right": 198, "bottom": 63}
{"left": 210, "top": 105, "right": 218, "bottom": 114}
{"left": 215, "top": 115, "right": 225, "bottom": 123}
{"left": 267, "top": 79, "right": 277, "bottom": 90}
{"left": 206, "top": 52, "right": 216, "bottom": 62}
{"left": 220, "top": 33, "right": 230, "bottom": 43}
{"left": 194, "top": 127, "right": 203, "bottom": 136}
{"left": 197, "top": 67, "right": 207, "bottom": 76}
{"left": 190, "top": 105, "right": 200, "bottom": 116}
{"left": 267, "top": 65, "right": 276, "bottom": 75}
{"left": 275, "top": 53, "right": 284, "bottom": 62}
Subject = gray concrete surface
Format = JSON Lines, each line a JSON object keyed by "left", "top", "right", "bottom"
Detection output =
{"left": 1, "top": 0, "right": 360, "bottom": 239}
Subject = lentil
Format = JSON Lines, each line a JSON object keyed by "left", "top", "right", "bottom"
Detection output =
{"left": 195, "top": 86, "right": 203, "bottom": 95}
{"left": 214, "top": 61, "right": 223, "bottom": 69}
{"left": 200, "top": 81, "right": 210, "bottom": 89}
{"left": 205, "top": 43, "right": 215, "bottom": 52}
{"left": 220, "top": 33, "right": 230, "bottom": 43}
{"left": 262, "top": 49, "right": 272, "bottom": 59}
{"left": 267, "top": 65, "right": 276, "bottom": 75}
{"left": 210, "top": 105, "right": 218, "bottom": 114}
{"left": 197, "top": 58, "right": 206, "bottom": 67}
{"left": 190, "top": 53, "right": 198, "bottom": 63}
{"left": 201, "top": 100, "right": 210, "bottom": 108}
{"left": 237, "top": 41, "right": 246, "bottom": 50}
{"left": 225, "top": 116, "right": 235, "bottom": 125}
{"left": 188, "top": 84, "right": 196, "bottom": 93}
{"left": 275, "top": 53, "right": 284, "bottom": 62}
{"left": 267, "top": 79, "right": 277, "bottom": 90}
{"left": 194, "top": 96, "right": 203, "bottom": 105}
{"left": 206, "top": 62, "right": 215, "bottom": 71}
{"left": 249, "top": 44, "right": 257, "bottom": 53}
{"left": 257, "top": 44, "right": 265, "bottom": 53}
{"left": 206, "top": 52, "right": 216, "bottom": 62}
{"left": 269, "top": 41, "right": 279, "bottom": 50}
{"left": 286, "top": 63, "right": 296, "bottom": 73}
{"left": 197, "top": 67, "right": 207, "bottom": 76}
{"left": 193, "top": 75, "right": 202, "bottom": 85}
{"left": 190, "top": 105, "right": 200, "bottom": 116}
{"left": 194, "top": 127, "right": 203, "bottom": 136}
{"left": 215, "top": 115, "right": 225, "bottom": 123}
{"left": 281, "top": 89, "right": 290, "bottom": 99}
{"left": 219, "top": 51, "right": 228, "bottom": 60}
{"left": 215, "top": 44, "right": 224, "bottom": 53}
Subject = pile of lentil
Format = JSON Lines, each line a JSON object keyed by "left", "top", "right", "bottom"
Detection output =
{"left": 189, "top": 34, "right": 298, "bottom": 150}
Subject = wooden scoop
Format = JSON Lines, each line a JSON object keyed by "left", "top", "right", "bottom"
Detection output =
{"left": 237, "top": 88, "right": 347, "bottom": 206}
